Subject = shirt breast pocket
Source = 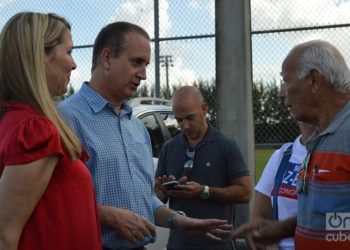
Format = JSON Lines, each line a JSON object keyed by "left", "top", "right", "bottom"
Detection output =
{"left": 315, "top": 170, "right": 350, "bottom": 183}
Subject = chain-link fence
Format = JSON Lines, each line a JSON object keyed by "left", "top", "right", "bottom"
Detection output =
{"left": 1, "top": 1, "right": 350, "bottom": 182}
{"left": 251, "top": 0, "right": 350, "bottom": 180}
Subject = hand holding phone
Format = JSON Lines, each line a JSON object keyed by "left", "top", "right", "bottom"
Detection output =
{"left": 162, "top": 180, "right": 179, "bottom": 190}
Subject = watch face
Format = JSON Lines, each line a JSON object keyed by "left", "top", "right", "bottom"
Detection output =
{"left": 201, "top": 190, "right": 209, "bottom": 200}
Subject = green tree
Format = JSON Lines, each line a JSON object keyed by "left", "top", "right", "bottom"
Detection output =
{"left": 132, "top": 79, "right": 299, "bottom": 144}
{"left": 253, "top": 79, "right": 299, "bottom": 143}
{"left": 193, "top": 79, "right": 216, "bottom": 126}
{"left": 54, "top": 84, "right": 75, "bottom": 102}
{"left": 133, "top": 84, "right": 150, "bottom": 97}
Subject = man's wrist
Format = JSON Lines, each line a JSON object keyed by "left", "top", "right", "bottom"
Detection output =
{"left": 99, "top": 205, "right": 121, "bottom": 227}
{"left": 167, "top": 210, "right": 186, "bottom": 228}
{"left": 280, "top": 216, "right": 297, "bottom": 237}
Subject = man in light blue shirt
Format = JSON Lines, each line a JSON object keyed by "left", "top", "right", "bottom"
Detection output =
{"left": 59, "top": 22, "right": 231, "bottom": 250}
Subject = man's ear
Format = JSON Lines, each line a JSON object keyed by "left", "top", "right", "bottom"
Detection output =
{"left": 201, "top": 102, "right": 208, "bottom": 114}
{"left": 310, "top": 69, "right": 322, "bottom": 93}
{"left": 100, "top": 48, "right": 113, "bottom": 70}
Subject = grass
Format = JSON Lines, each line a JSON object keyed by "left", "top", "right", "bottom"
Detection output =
{"left": 255, "top": 148, "right": 275, "bottom": 183}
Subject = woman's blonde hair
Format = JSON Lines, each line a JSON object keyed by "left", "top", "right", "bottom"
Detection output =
{"left": 0, "top": 12, "right": 81, "bottom": 161}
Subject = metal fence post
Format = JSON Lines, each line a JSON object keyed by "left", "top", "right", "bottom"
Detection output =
{"left": 216, "top": 1, "right": 255, "bottom": 248}
{"left": 154, "top": 0, "right": 160, "bottom": 98}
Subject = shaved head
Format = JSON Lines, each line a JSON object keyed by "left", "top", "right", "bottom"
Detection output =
{"left": 172, "top": 86, "right": 204, "bottom": 108}
{"left": 172, "top": 86, "right": 208, "bottom": 145}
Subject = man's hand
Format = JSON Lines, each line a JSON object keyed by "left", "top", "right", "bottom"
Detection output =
{"left": 154, "top": 175, "right": 174, "bottom": 202}
{"left": 231, "top": 217, "right": 296, "bottom": 249}
{"left": 169, "top": 180, "right": 204, "bottom": 198}
{"left": 99, "top": 205, "right": 156, "bottom": 243}
{"left": 173, "top": 214, "right": 232, "bottom": 241}
{"left": 154, "top": 175, "right": 188, "bottom": 202}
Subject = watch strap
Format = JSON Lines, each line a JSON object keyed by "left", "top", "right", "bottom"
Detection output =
{"left": 200, "top": 185, "right": 210, "bottom": 200}
{"left": 167, "top": 210, "right": 186, "bottom": 228}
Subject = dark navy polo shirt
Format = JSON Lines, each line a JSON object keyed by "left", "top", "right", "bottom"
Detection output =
{"left": 155, "top": 124, "right": 249, "bottom": 249}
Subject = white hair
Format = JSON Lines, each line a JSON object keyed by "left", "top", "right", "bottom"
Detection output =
{"left": 296, "top": 40, "right": 350, "bottom": 93}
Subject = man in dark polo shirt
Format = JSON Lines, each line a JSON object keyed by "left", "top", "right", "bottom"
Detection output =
{"left": 154, "top": 86, "right": 251, "bottom": 250}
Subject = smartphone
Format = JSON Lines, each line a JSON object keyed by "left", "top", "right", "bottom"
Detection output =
{"left": 162, "top": 180, "right": 179, "bottom": 190}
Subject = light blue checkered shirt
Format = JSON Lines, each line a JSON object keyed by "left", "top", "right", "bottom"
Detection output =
{"left": 58, "top": 82, "right": 164, "bottom": 249}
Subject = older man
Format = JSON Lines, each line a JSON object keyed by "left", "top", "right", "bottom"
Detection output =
{"left": 232, "top": 40, "right": 350, "bottom": 249}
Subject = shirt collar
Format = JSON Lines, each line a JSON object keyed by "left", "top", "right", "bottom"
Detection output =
{"left": 306, "top": 100, "right": 350, "bottom": 150}
{"left": 319, "top": 100, "right": 350, "bottom": 136}
{"left": 80, "top": 82, "right": 133, "bottom": 119}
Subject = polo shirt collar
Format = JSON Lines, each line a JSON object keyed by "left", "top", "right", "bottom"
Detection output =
{"left": 319, "top": 100, "right": 350, "bottom": 136}
{"left": 201, "top": 123, "right": 218, "bottom": 142}
{"left": 80, "top": 81, "right": 133, "bottom": 119}
{"left": 307, "top": 100, "right": 350, "bottom": 150}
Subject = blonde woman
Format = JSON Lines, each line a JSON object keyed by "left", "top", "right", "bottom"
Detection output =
{"left": 0, "top": 12, "right": 101, "bottom": 250}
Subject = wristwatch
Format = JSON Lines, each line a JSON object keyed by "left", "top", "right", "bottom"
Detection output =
{"left": 200, "top": 185, "right": 210, "bottom": 200}
{"left": 167, "top": 210, "right": 186, "bottom": 228}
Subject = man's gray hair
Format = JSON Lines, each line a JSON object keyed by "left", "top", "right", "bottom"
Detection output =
{"left": 296, "top": 40, "right": 350, "bottom": 93}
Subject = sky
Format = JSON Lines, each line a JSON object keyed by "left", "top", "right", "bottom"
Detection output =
{"left": 252, "top": 0, "right": 350, "bottom": 82}
{"left": 1, "top": 0, "right": 350, "bottom": 91}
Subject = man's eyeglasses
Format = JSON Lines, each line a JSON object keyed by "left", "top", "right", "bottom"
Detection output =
{"left": 184, "top": 148, "right": 195, "bottom": 173}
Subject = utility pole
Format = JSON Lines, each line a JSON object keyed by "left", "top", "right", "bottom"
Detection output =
{"left": 154, "top": 0, "right": 160, "bottom": 97}
{"left": 160, "top": 55, "right": 173, "bottom": 99}
{"left": 216, "top": 1, "right": 253, "bottom": 248}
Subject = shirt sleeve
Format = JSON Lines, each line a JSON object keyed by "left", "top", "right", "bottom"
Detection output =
{"left": 225, "top": 138, "right": 250, "bottom": 180}
{"left": 4, "top": 117, "right": 64, "bottom": 165}
{"left": 152, "top": 194, "right": 166, "bottom": 211}
{"left": 255, "top": 142, "right": 294, "bottom": 197}
{"left": 155, "top": 141, "right": 168, "bottom": 178}
{"left": 255, "top": 149, "right": 281, "bottom": 197}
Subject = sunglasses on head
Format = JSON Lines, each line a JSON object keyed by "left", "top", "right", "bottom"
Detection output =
{"left": 184, "top": 148, "right": 195, "bottom": 173}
